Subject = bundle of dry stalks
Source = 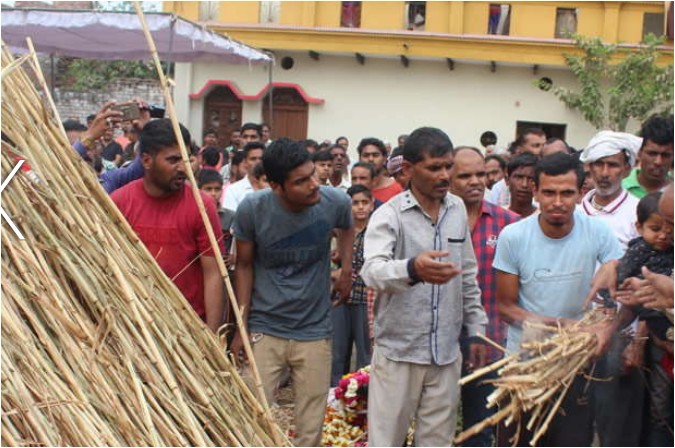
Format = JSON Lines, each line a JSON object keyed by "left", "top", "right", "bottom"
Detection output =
{"left": 455, "top": 311, "right": 609, "bottom": 447}
{"left": 0, "top": 43, "right": 288, "bottom": 446}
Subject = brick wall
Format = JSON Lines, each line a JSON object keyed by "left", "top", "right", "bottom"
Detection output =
{"left": 54, "top": 79, "right": 164, "bottom": 124}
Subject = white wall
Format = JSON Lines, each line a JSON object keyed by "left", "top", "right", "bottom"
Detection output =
{"left": 174, "top": 51, "right": 611, "bottom": 156}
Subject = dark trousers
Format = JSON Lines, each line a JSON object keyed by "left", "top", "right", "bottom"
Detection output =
{"left": 591, "top": 335, "right": 645, "bottom": 447}
{"left": 497, "top": 375, "right": 594, "bottom": 447}
{"left": 330, "top": 302, "right": 371, "bottom": 386}
{"left": 460, "top": 370, "right": 497, "bottom": 447}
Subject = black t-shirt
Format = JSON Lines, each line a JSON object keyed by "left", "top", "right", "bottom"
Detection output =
{"left": 101, "top": 141, "right": 123, "bottom": 162}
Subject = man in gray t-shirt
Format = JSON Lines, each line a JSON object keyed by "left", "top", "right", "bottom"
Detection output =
{"left": 231, "top": 138, "right": 353, "bottom": 447}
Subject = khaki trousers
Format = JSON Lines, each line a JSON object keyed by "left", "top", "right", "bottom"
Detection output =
{"left": 367, "top": 346, "right": 461, "bottom": 447}
{"left": 251, "top": 333, "right": 331, "bottom": 447}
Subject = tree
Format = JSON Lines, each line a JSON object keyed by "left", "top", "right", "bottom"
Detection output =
{"left": 544, "top": 33, "right": 673, "bottom": 131}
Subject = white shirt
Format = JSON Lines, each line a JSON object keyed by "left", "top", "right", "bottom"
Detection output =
{"left": 222, "top": 175, "right": 253, "bottom": 212}
{"left": 580, "top": 188, "right": 640, "bottom": 254}
{"left": 486, "top": 178, "right": 510, "bottom": 207}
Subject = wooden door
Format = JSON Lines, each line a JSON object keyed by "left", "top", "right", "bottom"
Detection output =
{"left": 203, "top": 86, "right": 242, "bottom": 147}
{"left": 262, "top": 87, "right": 308, "bottom": 140}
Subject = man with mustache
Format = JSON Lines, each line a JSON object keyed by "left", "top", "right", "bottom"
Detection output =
{"left": 579, "top": 131, "right": 642, "bottom": 250}
{"left": 111, "top": 119, "right": 225, "bottom": 332}
{"left": 230, "top": 138, "right": 353, "bottom": 447}
{"left": 449, "top": 147, "right": 519, "bottom": 446}
{"left": 494, "top": 152, "right": 623, "bottom": 446}
{"left": 362, "top": 127, "right": 487, "bottom": 446}
{"left": 623, "top": 115, "right": 673, "bottom": 198}
{"left": 578, "top": 131, "right": 645, "bottom": 447}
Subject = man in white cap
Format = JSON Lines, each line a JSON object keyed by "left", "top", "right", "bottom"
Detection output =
{"left": 579, "top": 130, "right": 642, "bottom": 251}
{"left": 579, "top": 130, "right": 645, "bottom": 447}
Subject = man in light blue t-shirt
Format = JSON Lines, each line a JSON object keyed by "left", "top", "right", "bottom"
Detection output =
{"left": 231, "top": 138, "right": 353, "bottom": 447}
{"left": 494, "top": 152, "right": 623, "bottom": 446}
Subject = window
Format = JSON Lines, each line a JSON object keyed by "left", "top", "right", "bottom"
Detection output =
{"left": 260, "top": 1, "right": 281, "bottom": 24}
{"left": 405, "top": 1, "right": 426, "bottom": 31}
{"left": 198, "top": 2, "right": 219, "bottom": 22}
{"left": 555, "top": 8, "right": 577, "bottom": 38}
{"left": 488, "top": 4, "right": 510, "bottom": 35}
{"left": 341, "top": 2, "right": 361, "bottom": 28}
{"left": 643, "top": 12, "right": 665, "bottom": 38}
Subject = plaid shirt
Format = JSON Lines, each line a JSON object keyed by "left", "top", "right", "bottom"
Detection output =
{"left": 348, "top": 226, "right": 368, "bottom": 305}
{"left": 469, "top": 200, "right": 520, "bottom": 362}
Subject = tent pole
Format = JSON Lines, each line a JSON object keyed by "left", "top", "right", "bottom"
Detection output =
{"left": 267, "top": 53, "right": 273, "bottom": 134}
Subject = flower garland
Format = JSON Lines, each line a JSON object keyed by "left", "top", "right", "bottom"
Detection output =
{"left": 322, "top": 366, "right": 370, "bottom": 446}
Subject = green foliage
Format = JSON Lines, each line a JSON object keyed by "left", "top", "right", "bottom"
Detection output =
{"left": 59, "top": 58, "right": 157, "bottom": 91}
{"left": 544, "top": 33, "right": 673, "bottom": 131}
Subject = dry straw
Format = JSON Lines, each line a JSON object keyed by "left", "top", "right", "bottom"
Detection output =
{"left": 0, "top": 40, "right": 288, "bottom": 446}
{"left": 454, "top": 312, "right": 607, "bottom": 447}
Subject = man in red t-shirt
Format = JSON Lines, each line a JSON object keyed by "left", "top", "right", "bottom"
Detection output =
{"left": 357, "top": 137, "right": 403, "bottom": 202}
{"left": 111, "top": 119, "right": 224, "bottom": 332}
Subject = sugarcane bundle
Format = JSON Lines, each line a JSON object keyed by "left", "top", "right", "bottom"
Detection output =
{"left": 0, "top": 45, "right": 288, "bottom": 446}
{"left": 454, "top": 311, "right": 610, "bottom": 447}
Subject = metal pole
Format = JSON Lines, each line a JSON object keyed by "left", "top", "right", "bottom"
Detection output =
{"left": 267, "top": 52, "right": 273, "bottom": 132}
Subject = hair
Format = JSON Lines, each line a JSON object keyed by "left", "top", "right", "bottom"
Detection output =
{"left": 63, "top": 119, "right": 87, "bottom": 132}
{"left": 390, "top": 146, "right": 404, "bottom": 158}
{"left": 263, "top": 138, "right": 310, "bottom": 185}
{"left": 485, "top": 154, "right": 507, "bottom": 170}
{"left": 203, "top": 127, "right": 217, "bottom": 138}
{"left": 544, "top": 137, "right": 572, "bottom": 154}
{"left": 480, "top": 131, "right": 498, "bottom": 147}
{"left": 252, "top": 162, "right": 266, "bottom": 180}
{"left": 189, "top": 142, "right": 200, "bottom": 156}
{"left": 86, "top": 113, "right": 96, "bottom": 124}
{"left": 329, "top": 143, "right": 346, "bottom": 154}
{"left": 515, "top": 128, "right": 546, "bottom": 148}
{"left": 197, "top": 169, "right": 223, "bottom": 188}
{"left": 336, "top": 136, "right": 348, "bottom": 144}
{"left": 231, "top": 150, "right": 246, "bottom": 167}
{"left": 454, "top": 146, "right": 485, "bottom": 159}
{"left": 403, "top": 127, "right": 453, "bottom": 164}
{"left": 201, "top": 147, "right": 220, "bottom": 167}
{"left": 347, "top": 183, "right": 373, "bottom": 199}
{"left": 639, "top": 114, "right": 674, "bottom": 148}
{"left": 303, "top": 139, "right": 319, "bottom": 151}
{"left": 261, "top": 123, "right": 270, "bottom": 130}
{"left": 507, "top": 152, "right": 538, "bottom": 177}
{"left": 357, "top": 137, "right": 387, "bottom": 157}
{"left": 312, "top": 150, "right": 334, "bottom": 162}
{"left": 232, "top": 127, "right": 242, "bottom": 133}
{"left": 241, "top": 122, "right": 262, "bottom": 137}
{"left": 318, "top": 142, "right": 331, "bottom": 151}
{"left": 637, "top": 192, "right": 663, "bottom": 224}
{"left": 243, "top": 141, "right": 265, "bottom": 157}
{"left": 139, "top": 119, "right": 191, "bottom": 156}
{"left": 398, "top": 134, "right": 409, "bottom": 141}
{"left": 351, "top": 161, "right": 377, "bottom": 179}
{"left": 534, "top": 152, "right": 585, "bottom": 190}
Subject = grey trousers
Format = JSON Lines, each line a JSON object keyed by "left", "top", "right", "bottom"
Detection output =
{"left": 367, "top": 347, "right": 461, "bottom": 447}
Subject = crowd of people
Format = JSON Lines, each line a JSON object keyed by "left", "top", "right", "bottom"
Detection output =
{"left": 63, "top": 100, "right": 673, "bottom": 447}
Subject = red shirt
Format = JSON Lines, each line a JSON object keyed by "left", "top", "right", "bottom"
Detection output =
{"left": 471, "top": 200, "right": 520, "bottom": 362}
{"left": 373, "top": 180, "right": 403, "bottom": 203}
{"left": 111, "top": 180, "right": 224, "bottom": 319}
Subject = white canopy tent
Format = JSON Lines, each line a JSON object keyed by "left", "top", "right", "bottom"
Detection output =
{"left": 1, "top": 8, "right": 272, "bottom": 64}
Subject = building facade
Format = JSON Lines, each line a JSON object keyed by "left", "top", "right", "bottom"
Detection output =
{"left": 164, "top": 1, "right": 673, "bottom": 152}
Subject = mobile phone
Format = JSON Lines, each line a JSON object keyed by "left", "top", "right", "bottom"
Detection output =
{"left": 112, "top": 102, "right": 140, "bottom": 121}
